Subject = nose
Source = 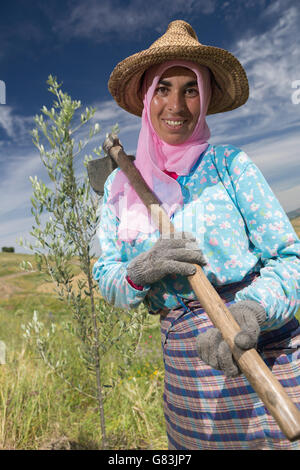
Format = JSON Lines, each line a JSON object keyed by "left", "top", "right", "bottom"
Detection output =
{"left": 167, "top": 90, "right": 186, "bottom": 113}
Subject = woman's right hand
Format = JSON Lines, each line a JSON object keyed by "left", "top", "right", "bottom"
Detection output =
{"left": 127, "top": 233, "right": 207, "bottom": 286}
{"left": 103, "top": 132, "right": 123, "bottom": 156}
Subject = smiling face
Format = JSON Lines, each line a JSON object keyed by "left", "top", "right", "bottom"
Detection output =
{"left": 150, "top": 66, "right": 200, "bottom": 145}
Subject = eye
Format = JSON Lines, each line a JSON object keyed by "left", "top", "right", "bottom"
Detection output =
{"left": 155, "top": 86, "right": 169, "bottom": 96}
{"left": 185, "top": 88, "right": 199, "bottom": 97}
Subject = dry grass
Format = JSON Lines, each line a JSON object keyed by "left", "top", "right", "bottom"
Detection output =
{"left": 291, "top": 216, "right": 300, "bottom": 237}
{"left": 0, "top": 216, "right": 299, "bottom": 450}
{"left": 0, "top": 252, "right": 166, "bottom": 450}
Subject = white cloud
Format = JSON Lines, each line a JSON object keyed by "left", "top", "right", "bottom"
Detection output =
{"left": 206, "top": 2, "right": 300, "bottom": 151}
{"left": 203, "top": 3, "right": 300, "bottom": 214}
{"left": 0, "top": 105, "right": 34, "bottom": 141}
{"left": 53, "top": 0, "right": 216, "bottom": 41}
{"left": 233, "top": 2, "right": 300, "bottom": 120}
{"left": 242, "top": 133, "right": 300, "bottom": 180}
{"left": 93, "top": 101, "right": 124, "bottom": 122}
{"left": 0, "top": 106, "right": 14, "bottom": 137}
{"left": 208, "top": 125, "right": 300, "bottom": 213}
{"left": 241, "top": 133, "right": 300, "bottom": 213}
{"left": 275, "top": 184, "right": 300, "bottom": 213}
{"left": 0, "top": 215, "right": 35, "bottom": 253}
{"left": 2, "top": 2, "right": 300, "bottom": 253}
{"left": 0, "top": 151, "right": 42, "bottom": 219}
{"left": 206, "top": 49, "right": 300, "bottom": 208}
{"left": 0, "top": 148, "right": 43, "bottom": 252}
{"left": 89, "top": 100, "right": 141, "bottom": 150}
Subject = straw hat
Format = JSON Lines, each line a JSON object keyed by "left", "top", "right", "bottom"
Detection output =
{"left": 108, "top": 20, "right": 249, "bottom": 117}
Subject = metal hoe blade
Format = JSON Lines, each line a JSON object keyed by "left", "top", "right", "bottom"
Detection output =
{"left": 87, "top": 157, "right": 118, "bottom": 195}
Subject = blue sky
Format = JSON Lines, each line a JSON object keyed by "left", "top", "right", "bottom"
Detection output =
{"left": 0, "top": 0, "right": 299, "bottom": 254}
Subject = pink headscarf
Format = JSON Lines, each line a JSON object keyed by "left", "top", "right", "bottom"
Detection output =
{"left": 108, "top": 60, "right": 212, "bottom": 241}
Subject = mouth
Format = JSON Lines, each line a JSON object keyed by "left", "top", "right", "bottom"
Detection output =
{"left": 163, "top": 119, "right": 187, "bottom": 129}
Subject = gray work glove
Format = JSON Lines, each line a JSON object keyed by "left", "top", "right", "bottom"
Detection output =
{"left": 127, "top": 233, "right": 207, "bottom": 287}
{"left": 196, "top": 300, "right": 266, "bottom": 377}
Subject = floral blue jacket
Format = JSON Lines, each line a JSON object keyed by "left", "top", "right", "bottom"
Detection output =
{"left": 93, "top": 144, "right": 300, "bottom": 331}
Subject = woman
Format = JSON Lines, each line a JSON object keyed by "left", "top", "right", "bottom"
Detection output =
{"left": 93, "top": 20, "right": 300, "bottom": 450}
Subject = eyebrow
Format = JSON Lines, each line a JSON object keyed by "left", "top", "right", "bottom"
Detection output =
{"left": 158, "top": 79, "right": 198, "bottom": 87}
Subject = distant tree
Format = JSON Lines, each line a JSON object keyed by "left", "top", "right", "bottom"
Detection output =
{"left": 2, "top": 247, "right": 15, "bottom": 253}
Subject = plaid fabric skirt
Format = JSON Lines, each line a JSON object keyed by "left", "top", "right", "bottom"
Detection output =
{"left": 160, "top": 283, "right": 300, "bottom": 450}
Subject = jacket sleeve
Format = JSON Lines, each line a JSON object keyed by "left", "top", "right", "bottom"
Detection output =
{"left": 231, "top": 153, "right": 300, "bottom": 331}
{"left": 92, "top": 172, "right": 150, "bottom": 309}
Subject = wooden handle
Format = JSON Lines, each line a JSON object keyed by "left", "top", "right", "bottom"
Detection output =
{"left": 109, "top": 146, "right": 300, "bottom": 441}
{"left": 189, "top": 266, "right": 300, "bottom": 442}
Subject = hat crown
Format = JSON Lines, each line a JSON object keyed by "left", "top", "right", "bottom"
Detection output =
{"left": 108, "top": 20, "right": 249, "bottom": 117}
{"left": 150, "top": 20, "right": 201, "bottom": 49}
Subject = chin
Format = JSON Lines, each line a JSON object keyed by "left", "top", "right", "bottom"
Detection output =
{"left": 164, "top": 136, "right": 188, "bottom": 145}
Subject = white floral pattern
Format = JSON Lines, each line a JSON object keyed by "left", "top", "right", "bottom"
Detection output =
{"left": 93, "top": 144, "right": 300, "bottom": 331}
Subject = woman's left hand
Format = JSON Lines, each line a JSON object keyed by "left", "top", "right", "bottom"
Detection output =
{"left": 196, "top": 300, "right": 266, "bottom": 377}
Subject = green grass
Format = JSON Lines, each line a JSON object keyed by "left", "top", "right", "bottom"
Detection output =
{"left": 0, "top": 252, "right": 167, "bottom": 450}
{"left": 0, "top": 216, "right": 299, "bottom": 450}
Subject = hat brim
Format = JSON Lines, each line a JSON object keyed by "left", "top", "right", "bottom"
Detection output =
{"left": 108, "top": 44, "right": 249, "bottom": 117}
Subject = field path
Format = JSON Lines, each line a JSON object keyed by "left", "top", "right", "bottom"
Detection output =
{"left": 0, "top": 265, "right": 99, "bottom": 298}
{"left": 0, "top": 270, "right": 35, "bottom": 280}
{"left": 0, "top": 269, "right": 38, "bottom": 298}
